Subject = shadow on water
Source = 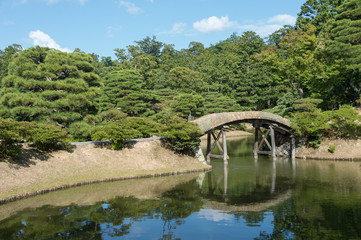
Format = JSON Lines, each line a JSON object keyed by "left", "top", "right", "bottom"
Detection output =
{"left": 0, "top": 136, "right": 361, "bottom": 239}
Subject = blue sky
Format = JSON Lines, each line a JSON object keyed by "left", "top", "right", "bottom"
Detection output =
{"left": 0, "top": 0, "right": 305, "bottom": 58}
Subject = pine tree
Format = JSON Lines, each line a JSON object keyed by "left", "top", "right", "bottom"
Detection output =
{"left": 98, "top": 70, "right": 159, "bottom": 116}
{"left": 327, "top": 0, "right": 361, "bottom": 71}
{"left": 325, "top": 0, "right": 361, "bottom": 103}
{"left": 0, "top": 46, "right": 100, "bottom": 126}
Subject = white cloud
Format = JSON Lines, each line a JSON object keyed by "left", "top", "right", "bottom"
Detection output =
{"left": 29, "top": 30, "right": 71, "bottom": 52}
{"left": 193, "top": 16, "right": 236, "bottom": 33}
{"left": 236, "top": 14, "right": 297, "bottom": 37}
{"left": 198, "top": 209, "right": 233, "bottom": 222}
{"left": 267, "top": 14, "right": 297, "bottom": 25}
{"left": 147, "top": 0, "right": 154, "bottom": 3}
{"left": 119, "top": 1, "right": 143, "bottom": 14}
{"left": 159, "top": 22, "right": 187, "bottom": 35}
{"left": 107, "top": 25, "right": 122, "bottom": 38}
{"left": 238, "top": 24, "right": 284, "bottom": 37}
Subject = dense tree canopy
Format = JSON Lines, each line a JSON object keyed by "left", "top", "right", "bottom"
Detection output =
{"left": 0, "top": 47, "right": 100, "bottom": 127}
{"left": 1, "top": 0, "right": 361, "bottom": 157}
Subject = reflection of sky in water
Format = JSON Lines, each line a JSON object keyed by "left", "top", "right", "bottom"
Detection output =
{"left": 1, "top": 138, "right": 361, "bottom": 239}
{"left": 103, "top": 209, "right": 276, "bottom": 240}
{"left": 197, "top": 209, "right": 233, "bottom": 222}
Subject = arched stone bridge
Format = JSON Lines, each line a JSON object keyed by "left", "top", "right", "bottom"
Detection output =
{"left": 192, "top": 111, "right": 296, "bottom": 163}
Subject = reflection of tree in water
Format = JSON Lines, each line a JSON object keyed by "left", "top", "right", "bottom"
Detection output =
{"left": 0, "top": 180, "right": 203, "bottom": 240}
{"left": 158, "top": 180, "right": 203, "bottom": 240}
{"left": 234, "top": 211, "right": 265, "bottom": 227}
{"left": 255, "top": 184, "right": 361, "bottom": 240}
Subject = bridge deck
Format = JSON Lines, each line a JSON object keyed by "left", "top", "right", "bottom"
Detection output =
{"left": 192, "top": 111, "right": 292, "bottom": 134}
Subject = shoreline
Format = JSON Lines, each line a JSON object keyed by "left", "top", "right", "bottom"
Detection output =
{"left": 0, "top": 167, "right": 210, "bottom": 205}
{"left": 295, "top": 138, "right": 361, "bottom": 161}
{"left": 0, "top": 140, "right": 211, "bottom": 204}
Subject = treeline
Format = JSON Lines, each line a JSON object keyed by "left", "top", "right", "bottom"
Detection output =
{"left": 0, "top": 0, "right": 360, "bottom": 157}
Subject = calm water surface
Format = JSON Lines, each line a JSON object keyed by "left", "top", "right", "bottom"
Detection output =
{"left": 0, "top": 137, "right": 361, "bottom": 239}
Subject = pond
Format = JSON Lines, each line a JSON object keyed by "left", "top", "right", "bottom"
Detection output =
{"left": 0, "top": 137, "right": 361, "bottom": 239}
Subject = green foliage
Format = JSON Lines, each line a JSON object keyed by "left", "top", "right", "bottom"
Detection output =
{"left": 91, "top": 117, "right": 162, "bottom": 150}
{"left": 202, "top": 92, "right": 243, "bottom": 114}
{"left": 162, "top": 116, "right": 203, "bottom": 156}
{"left": 0, "top": 47, "right": 100, "bottom": 126}
{"left": 324, "top": 105, "right": 361, "bottom": 138}
{"left": 0, "top": 118, "right": 23, "bottom": 158}
{"left": 98, "top": 70, "right": 159, "bottom": 116}
{"left": 292, "top": 101, "right": 361, "bottom": 147}
{"left": 2, "top": 3, "right": 361, "bottom": 156}
{"left": 68, "top": 121, "right": 93, "bottom": 141}
{"left": 294, "top": 98, "right": 323, "bottom": 112}
{"left": 168, "top": 67, "right": 205, "bottom": 93}
{"left": 171, "top": 94, "right": 205, "bottom": 118}
{"left": 296, "top": 0, "right": 344, "bottom": 34}
{"left": 0, "top": 118, "right": 71, "bottom": 159}
{"left": 91, "top": 121, "right": 143, "bottom": 150}
{"left": 267, "top": 92, "right": 297, "bottom": 117}
{"left": 328, "top": 144, "right": 336, "bottom": 153}
{"left": 0, "top": 44, "right": 23, "bottom": 84}
{"left": 98, "top": 109, "right": 127, "bottom": 122}
{"left": 26, "top": 123, "right": 71, "bottom": 151}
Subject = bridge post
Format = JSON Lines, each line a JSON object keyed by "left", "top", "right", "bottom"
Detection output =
{"left": 291, "top": 136, "right": 296, "bottom": 159}
{"left": 206, "top": 132, "right": 212, "bottom": 162}
{"left": 205, "top": 127, "right": 228, "bottom": 163}
{"left": 254, "top": 125, "right": 259, "bottom": 159}
{"left": 222, "top": 127, "right": 228, "bottom": 164}
{"left": 270, "top": 126, "right": 276, "bottom": 159}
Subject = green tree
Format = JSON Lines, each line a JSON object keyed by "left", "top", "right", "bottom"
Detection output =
{"left": 168, "top": 67, "right": 205, "bottom": 93}
{"left": 296, "top": 0, "right": 344, "bottom": 34}
{"left": 324, "top": 0, "right": 361, "bottom": 104}
{"left": 0, "top": 47, "right": 100, "bottom": 126}
{"left": 98, "top": 70, "right": 159, "bottom": 116}
{"left": 0, "top": 44, "right": 23, "bottom": 84}
{"left": 202, "top": 92, "right": 242, "bottom": 114}
{"left": 259, "top": 26, "right": 323, "bottom": 100}
{"left": 171, "top": 94, "right": 205, "bottom": 118}
{"left": 267, "top": 25, "right": 295, "bottom": 47}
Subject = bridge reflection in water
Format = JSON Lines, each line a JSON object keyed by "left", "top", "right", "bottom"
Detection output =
{"left": 200, "top": 139, "right": 298, "bottom": 212}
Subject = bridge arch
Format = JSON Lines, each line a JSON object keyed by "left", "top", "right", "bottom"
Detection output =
{"left": 192, "top": 111, "right": 292, "bottom": 134}
{"left": 192, "top": 111, "right": 295, "bottom": 163}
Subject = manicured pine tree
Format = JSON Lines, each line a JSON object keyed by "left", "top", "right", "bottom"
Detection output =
{"left": 0, "top": 46, "right": 100, "bottom": 126}
{"left": 98, "top": 69, "right": 159, "bottom": 116}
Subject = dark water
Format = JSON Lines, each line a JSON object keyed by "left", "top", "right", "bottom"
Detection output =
{"left": 1, "top": 137, "right": 361, "bottom": 239}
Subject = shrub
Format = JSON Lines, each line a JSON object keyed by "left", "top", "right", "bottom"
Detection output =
{"left": 91, "top": 120, "right": 143, "bottom": 150}
{"left": 26, "top": 123, "right": 71, "bottom": 151}
{"left": 291, "top": 102, "right": 361, "bottom": 147}
{"left": 328, "top": 144, "right": 336, "bottom": 153}
{"left": 324, "top": 105, "right": 361, "bottom": 139}
{"left": 0, "top": 118, "right": 22, "bottom": 158}
{"left": 161, "top": 116, "right": 203, "bottom": 156}
{"left": 69, "top": 121, "right": 93, "bottom": 141}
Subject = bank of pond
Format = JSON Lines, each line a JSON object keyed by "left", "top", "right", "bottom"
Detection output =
{"left": 0, "top": 137, "right": 360, "bottom": 239}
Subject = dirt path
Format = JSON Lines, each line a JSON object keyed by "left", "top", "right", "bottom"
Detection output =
{"left": 0, "top": 141, "right": 210, "bottom": 202}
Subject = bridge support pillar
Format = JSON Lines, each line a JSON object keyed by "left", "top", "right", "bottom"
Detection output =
{"left": 254, "top": 125, "right": 259, "bottom": 159}
{"left": 270, "top": 126, "right": 276, "bottom": 159}
{"left": 291, "top": 136, "right": 296, "bottom": 159}
{"left": 254, "top": 125, "right": 277, "bottom": 159}
{"left": 206, "top": 127, "right": 228, "bottom": 164}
